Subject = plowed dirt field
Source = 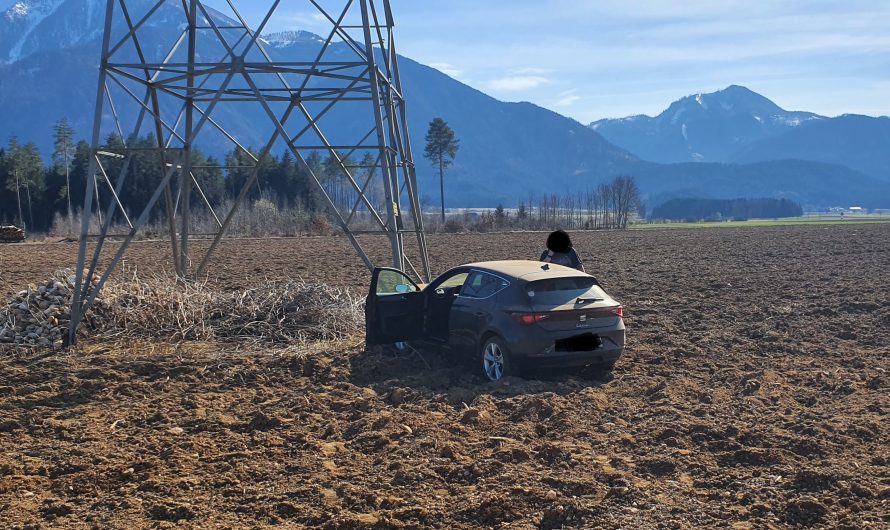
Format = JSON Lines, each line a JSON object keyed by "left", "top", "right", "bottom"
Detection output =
{"left": 1, "top": 223, "right": 889, "bottom": 529}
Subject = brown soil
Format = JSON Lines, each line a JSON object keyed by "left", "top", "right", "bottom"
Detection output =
{"left": 1, "top": 223, "right": 889, "bottom": 528}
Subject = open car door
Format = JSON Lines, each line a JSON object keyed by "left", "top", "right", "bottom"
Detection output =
{"left": 365, "top": 268, "right": 426, "bottom": 345}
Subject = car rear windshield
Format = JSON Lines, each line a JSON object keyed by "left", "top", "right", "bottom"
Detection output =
{"left": 526, "top": 277, "right": 606, "bottom": 305}
{"left": 526, "top": 277, "right": 597, "bottom": 293}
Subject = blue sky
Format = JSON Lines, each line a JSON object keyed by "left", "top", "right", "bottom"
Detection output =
{"left": 206, "top": 0, "right": 890, "bottom": 122}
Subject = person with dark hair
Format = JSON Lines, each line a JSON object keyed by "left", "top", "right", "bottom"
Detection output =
{"left": 540, "top": 230, "right": 584, "bottom": 271}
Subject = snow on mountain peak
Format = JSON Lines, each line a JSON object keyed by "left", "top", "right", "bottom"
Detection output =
{"left": 1, "top": 0, "right": 109, "bottom": 63}
{"left": 261, "top": 30, "right": 324, "bottom": 48}
{"left": 694, "top": 93, "right": 708, "bottom": 110}
{"left": 4, "top": 0, "right": 63, "bottom": 20}
{"left": 2, "top": 0, "right": 68, "bottom": 61}
{"left": 8, "top": 2, "right": 29, "bottom": 18}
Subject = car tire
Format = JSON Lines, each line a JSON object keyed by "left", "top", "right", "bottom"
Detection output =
{"left": 480, "top": 336, "right": 516, "bottom": 382}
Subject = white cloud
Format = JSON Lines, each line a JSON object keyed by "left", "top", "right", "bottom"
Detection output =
{"left": 556, "top": 94, "right": 581, "bottom": 107}
{"left": 284, "top": 11, "right": 329, "bottom": 32}
{"left": 483, "top": 75, "right": 550, "bottom": 91}
{"left": 510, "top": 67, "right": 553, "bottom": 76}
{"left": 554, "top": 89, "right": 580, "bottom": 106}
{"left": 429, "top": 62, "right": 463, "bottom": 78}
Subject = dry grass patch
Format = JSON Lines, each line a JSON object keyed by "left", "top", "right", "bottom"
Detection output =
{"left": 1, "top": 268, "right": 365, "bottom": 348}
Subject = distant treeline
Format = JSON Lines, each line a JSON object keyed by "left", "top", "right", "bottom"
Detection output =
{"left": 0, "top": 123, "right": 387, "bottom": 234}
{"left": 651, "top": 197, "right": 803, "bottom": 221}
{"left": 2, "top": 122, "right": 649, "bottom": 237}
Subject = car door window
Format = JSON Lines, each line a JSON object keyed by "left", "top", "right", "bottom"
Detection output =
{"left": 461, "top": 271, "right": 509, "bottom": 299}
{"left": 437, "top": 272, "right": 469, "bottom": 290}
{"left": 376, "top": 269, "right": 419, "bottom": 296}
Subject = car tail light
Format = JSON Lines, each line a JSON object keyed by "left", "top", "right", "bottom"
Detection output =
{"left": 611, "top": 306, "right": 624, "bottom": 318}
{"left": 512, "top": 313, "right": 550, "bottom": 326}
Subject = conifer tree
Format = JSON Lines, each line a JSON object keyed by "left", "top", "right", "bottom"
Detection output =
{"left": 5, "top": 137, "right": 44, "bottom": 230}
{"left": 52, "top": 118, "right": 76, "bottom": 232}
{"left": 423, "top": 118, "right": 459, "bottom": 223}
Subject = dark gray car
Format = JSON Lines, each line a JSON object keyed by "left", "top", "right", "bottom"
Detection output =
{"left": 365, "top": 260, "right": 626, "bottom": 381}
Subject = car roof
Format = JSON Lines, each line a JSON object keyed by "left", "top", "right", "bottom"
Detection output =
{"left": 464, "top": 260, "right": 591, "bottom": 281}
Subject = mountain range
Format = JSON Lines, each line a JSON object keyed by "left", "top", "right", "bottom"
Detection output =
{"left": 1, "top": 0, "right": 889, "bottom": 208}
{"left": 591, "top": 85, "right": 890, "bottom": 183}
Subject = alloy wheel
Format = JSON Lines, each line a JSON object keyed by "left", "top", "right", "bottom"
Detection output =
{"left": 483, "top": 341, "right": 505, "bottom": 381}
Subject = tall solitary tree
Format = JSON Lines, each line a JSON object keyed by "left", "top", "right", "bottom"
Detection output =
{"left": 423, "top": 117, "right": 459, "bottom": 223}
{"left": 52, "top": 118, "right": 76, "bottom": 233}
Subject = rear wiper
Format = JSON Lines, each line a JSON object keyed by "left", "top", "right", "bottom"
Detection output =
{"left": 576, "top": 297, "right": 603, "bottom": 304}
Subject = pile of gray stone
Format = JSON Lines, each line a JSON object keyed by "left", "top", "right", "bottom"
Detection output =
{"left": 0, "top": 270, "right": 75, "bottom": 346}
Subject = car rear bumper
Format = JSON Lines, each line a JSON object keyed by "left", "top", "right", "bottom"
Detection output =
{"left": 518, "top": 343, "right": 623, "bottom": 368}
{"left": 506, "top": 324, "right": 625, "bottom": 369}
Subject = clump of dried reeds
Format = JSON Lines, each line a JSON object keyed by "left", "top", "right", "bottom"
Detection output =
{"left": 96, "top": 270, "right": 364, "bottom": 344}
{"left": 3, "top": 268, "right": 365, "bottom": 347}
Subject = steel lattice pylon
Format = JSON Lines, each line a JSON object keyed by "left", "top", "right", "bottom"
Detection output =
{"left": 68, "top": 0, "right": 430, "bottom": 345}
